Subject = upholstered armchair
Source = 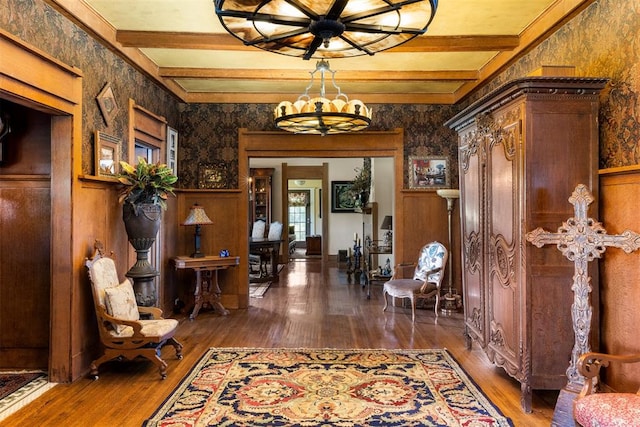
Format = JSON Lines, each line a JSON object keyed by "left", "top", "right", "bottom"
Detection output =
{"left": 574, "top": 351, "right": 640, "bottom": 426}
{"left": 382, "top": 241, "right": 447, "bottom": 322}
{"left": 85, "top": 241, "right": 182, "bottom": 379}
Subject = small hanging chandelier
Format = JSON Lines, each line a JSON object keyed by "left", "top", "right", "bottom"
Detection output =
{"left": 214, "top": 0, "right": 439, "bottom": 60}
{"left": 274, "top": 60, "right": 372, "bottom": 136}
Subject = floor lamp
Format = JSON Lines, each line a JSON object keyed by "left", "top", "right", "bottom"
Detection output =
{"left": 437, "top": 189, "right": 460, "bottom": 314}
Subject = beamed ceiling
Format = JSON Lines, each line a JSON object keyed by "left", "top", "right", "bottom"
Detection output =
{"left": 47, "top": 0, "right": 595, "bottom": 104}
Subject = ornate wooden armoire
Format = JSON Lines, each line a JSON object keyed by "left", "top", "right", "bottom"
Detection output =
{"left": 446, "top": 77, "right": 608, "bottom": 412}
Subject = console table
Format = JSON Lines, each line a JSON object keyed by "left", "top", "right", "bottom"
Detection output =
{"left": 172, "top": 255, "right": 240, "bottom": 320}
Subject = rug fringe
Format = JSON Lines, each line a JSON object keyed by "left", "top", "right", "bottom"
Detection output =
{"left": 0, "top": 374, "right": 57, "bottom": 422}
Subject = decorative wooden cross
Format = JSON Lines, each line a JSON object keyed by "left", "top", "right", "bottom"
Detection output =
{"left": 526, "top": 184, "right": 640, "bottom": 391}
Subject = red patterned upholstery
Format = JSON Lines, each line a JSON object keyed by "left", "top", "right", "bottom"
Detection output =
{"left": 575, "top": 351, "right": 640, "bottom": 426}
{"left": 575, "top": 393, "right": 640, "bottom": 426}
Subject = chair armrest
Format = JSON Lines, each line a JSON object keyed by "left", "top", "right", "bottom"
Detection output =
{"left": 577, "top": 352, "right": 640, "bottom": 397}
{"left": 97, "top": 305, "right": 146, "bottom": 337}
{"left": 392, "top": 263, "right": 416, "bottom": 279}
{"left": 418, "top": 267, "right": 443, "bottom": 293}
{"left": 138, "top": 306, "right": 163, "bottom": 319}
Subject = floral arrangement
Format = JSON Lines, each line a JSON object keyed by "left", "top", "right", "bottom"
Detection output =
{"left": 117, "top": 157, "right": 178, "bottom": 211}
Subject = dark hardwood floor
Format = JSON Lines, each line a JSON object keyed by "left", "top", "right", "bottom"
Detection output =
{"left": 2, "top": 258, "right": 556, "bottom": 426}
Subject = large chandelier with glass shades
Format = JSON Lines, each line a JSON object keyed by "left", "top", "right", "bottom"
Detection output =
{"left": 274, "top": 60, "right": 372, "bottom": 135}
{"left": 214, "top": 0, "right": 439, "bottom": 60}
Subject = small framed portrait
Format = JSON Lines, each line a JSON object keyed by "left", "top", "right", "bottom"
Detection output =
{"left": 166, "top": 127, "right": 178, "bottom": 174}
{"left": 94, "top": 131, "right": 120, "bottom": 176}
{"left": 198, "top": 161, "right": 229, "bottom": 189}
{"left": 408, "top": 156, "right": 450, "bottom": 189}
{"left": 96, "top": 82, "right": 119, "bottom": 126}
{"left": 331, "top": 181, "right": 356, "bottom": 213}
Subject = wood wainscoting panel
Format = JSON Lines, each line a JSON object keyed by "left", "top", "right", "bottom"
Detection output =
{"left": 171, "top": 190, "right": 246, "bottom": 312}
{"left": 399, "top": 190, "right": 459, "bottom": 294}
{"left": 599, "top": 171, "right": 640, "bottom": 392}
{"left": 0, "top": 179, "right": 51, "bottom": 368}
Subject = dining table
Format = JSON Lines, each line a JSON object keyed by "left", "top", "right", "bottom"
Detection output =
{"left": 249, "top": 237, "right": 283, "bottom": 282}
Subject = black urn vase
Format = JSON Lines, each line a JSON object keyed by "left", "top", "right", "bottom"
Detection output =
{"left": 122, "top": 203, "right": 162, "bottom": 306}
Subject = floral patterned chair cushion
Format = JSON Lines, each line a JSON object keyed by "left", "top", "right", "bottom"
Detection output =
{"left": 575, "top": 393, "right": 640, "bottom": 426}
{"left": 574, "top": 351, "right": 640, "bottom": 426}
{"left": 103, "top": 279, "right": 140, "bottom": 334}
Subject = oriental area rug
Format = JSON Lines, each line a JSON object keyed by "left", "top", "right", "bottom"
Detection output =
{"left": 144, "top": 348, "right": 512, "bottom": 427}
{"left": 0, "top": 371, "right": 56, "bottom": 422}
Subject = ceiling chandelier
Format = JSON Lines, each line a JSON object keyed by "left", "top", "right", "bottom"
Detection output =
{"left": 274, "top": 60, "right": 371, "bottom": 135}
{"left": 214, "top": 0, "right": 439, "bottom": 60}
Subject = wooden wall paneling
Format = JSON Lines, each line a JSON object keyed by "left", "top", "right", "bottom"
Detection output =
{"left": 0, "top": 180, "right": 51, "bottom": 368}
{"left": 399, "top": 190, "right": 452, "bottom": 273}
{"left": 599, "top": 170, "right": 640, "bottom": 392}
{"left": 170, "top": 190, "right": 246, "bottom": 314}
{"left": 74, "top": 179, "right": 128, "bottom": 371}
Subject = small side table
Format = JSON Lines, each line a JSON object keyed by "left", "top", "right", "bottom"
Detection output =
{"left": 172, "top": 255, "right": 240, "bottom": 320}
{"left": 364, "top": 244, "right": 392, "bottom": 299}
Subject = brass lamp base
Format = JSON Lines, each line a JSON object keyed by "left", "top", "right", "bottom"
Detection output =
{"left": 441, "top": 292, "right": 459, "bottom": 314}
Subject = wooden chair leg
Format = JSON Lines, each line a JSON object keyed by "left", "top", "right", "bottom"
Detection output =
{"left": 410, "top": 297, "right": 416, "bottom": 323}
{"left": 167, "top": 337, "right": 183, "bottom": 359}
{"left": 382, "top": 290, "right": 389, "bottom": 312}
{"left": 434, "top": 294, "right": 440, "bottom": 317}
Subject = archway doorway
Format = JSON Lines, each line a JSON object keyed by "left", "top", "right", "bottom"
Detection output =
{"left": 238, "top": 129, "right": 405, "bottom": 280}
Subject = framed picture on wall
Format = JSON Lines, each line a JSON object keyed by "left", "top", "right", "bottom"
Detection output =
{"left": 408, "top": 156, "right": 450, "bottom": 189}
{"left": 166, "top": 126, "right": 178, "bottom": 174}
{"left": 94, "top": 131, "right": 120, "bottom": 176}
{"left": 198, "top": 161, "right": 228, "bottom": 189}
{"left": 331, "top": 181, "right": 356, "bottom": 213}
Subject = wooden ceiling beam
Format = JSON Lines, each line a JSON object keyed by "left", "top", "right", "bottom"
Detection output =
{"left": 159, "top": 68, "right": 479, "bottom": 81}
{"left": 182, "top": 91, "right": 458, "bottom": 104}
{"left": 117, "top": 31, "right": 519, "bottom": 52}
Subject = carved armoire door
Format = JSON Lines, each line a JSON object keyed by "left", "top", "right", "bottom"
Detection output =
{"left": 484, "top": 104, "right": 523, "bottom": 379}
{"left": 459, "top": 123, "right": 487, "bottom": 350}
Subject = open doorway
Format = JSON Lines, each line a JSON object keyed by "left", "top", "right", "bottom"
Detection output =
{"left": 239, "top": 129, "right": 404, "bottom": 276}
{"left": 288, "top": 180, "right": 323, "bottom": 260}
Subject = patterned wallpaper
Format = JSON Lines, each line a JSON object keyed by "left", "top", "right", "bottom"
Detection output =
{"left": 2, "top": 0, "right": 639, "bottom": 183}
{"left": 1, "top": 0, "right": 181, "bottom": 175}
{"left": 178, "top": 103, "right": 459, "bottom": 189}
{"left": 464, "top": 0, "right": 639, "bottom": 170}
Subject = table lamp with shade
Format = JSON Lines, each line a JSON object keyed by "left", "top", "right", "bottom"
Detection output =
{"left": 182, "top": 203, "right": 213, "bottom": 258}
{"left": 436, "top": 189, "right": 460, "bottom": 313}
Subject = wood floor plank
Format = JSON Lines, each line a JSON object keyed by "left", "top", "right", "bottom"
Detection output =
{"left": 1, "top": 259, "right": 556, "bottom": 426}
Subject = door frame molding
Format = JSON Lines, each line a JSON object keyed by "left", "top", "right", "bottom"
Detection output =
{"left": 238, "top": 128, "right": 405, "bottom": 268}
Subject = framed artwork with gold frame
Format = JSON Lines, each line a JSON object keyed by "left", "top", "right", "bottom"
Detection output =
{"left": 408, "top": 156, "right": 450, "bottom": 189}
{"left": 198, "top": 161, "right": 228, "bottom": 189}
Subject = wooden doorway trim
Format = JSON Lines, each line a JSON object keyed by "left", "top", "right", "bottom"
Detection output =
{"left": 282, "top": 164, "right": 329, "bottom": 260}
{"left": 238, "top": 128, "right": 405, "bottom": 272}
{"left": 0, "top": 29, "right": 82, "bottom": 382}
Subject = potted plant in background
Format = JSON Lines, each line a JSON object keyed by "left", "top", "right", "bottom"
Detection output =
{"left": 350, "top": 158, "right": 371, "bottom": 210}
{"left": 118, "top": 157, "right": 178, "bottom": 306}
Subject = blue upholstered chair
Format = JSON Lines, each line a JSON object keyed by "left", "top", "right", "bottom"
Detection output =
{"left": 382, "top": 241, "right": 448, "bottom": 322}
